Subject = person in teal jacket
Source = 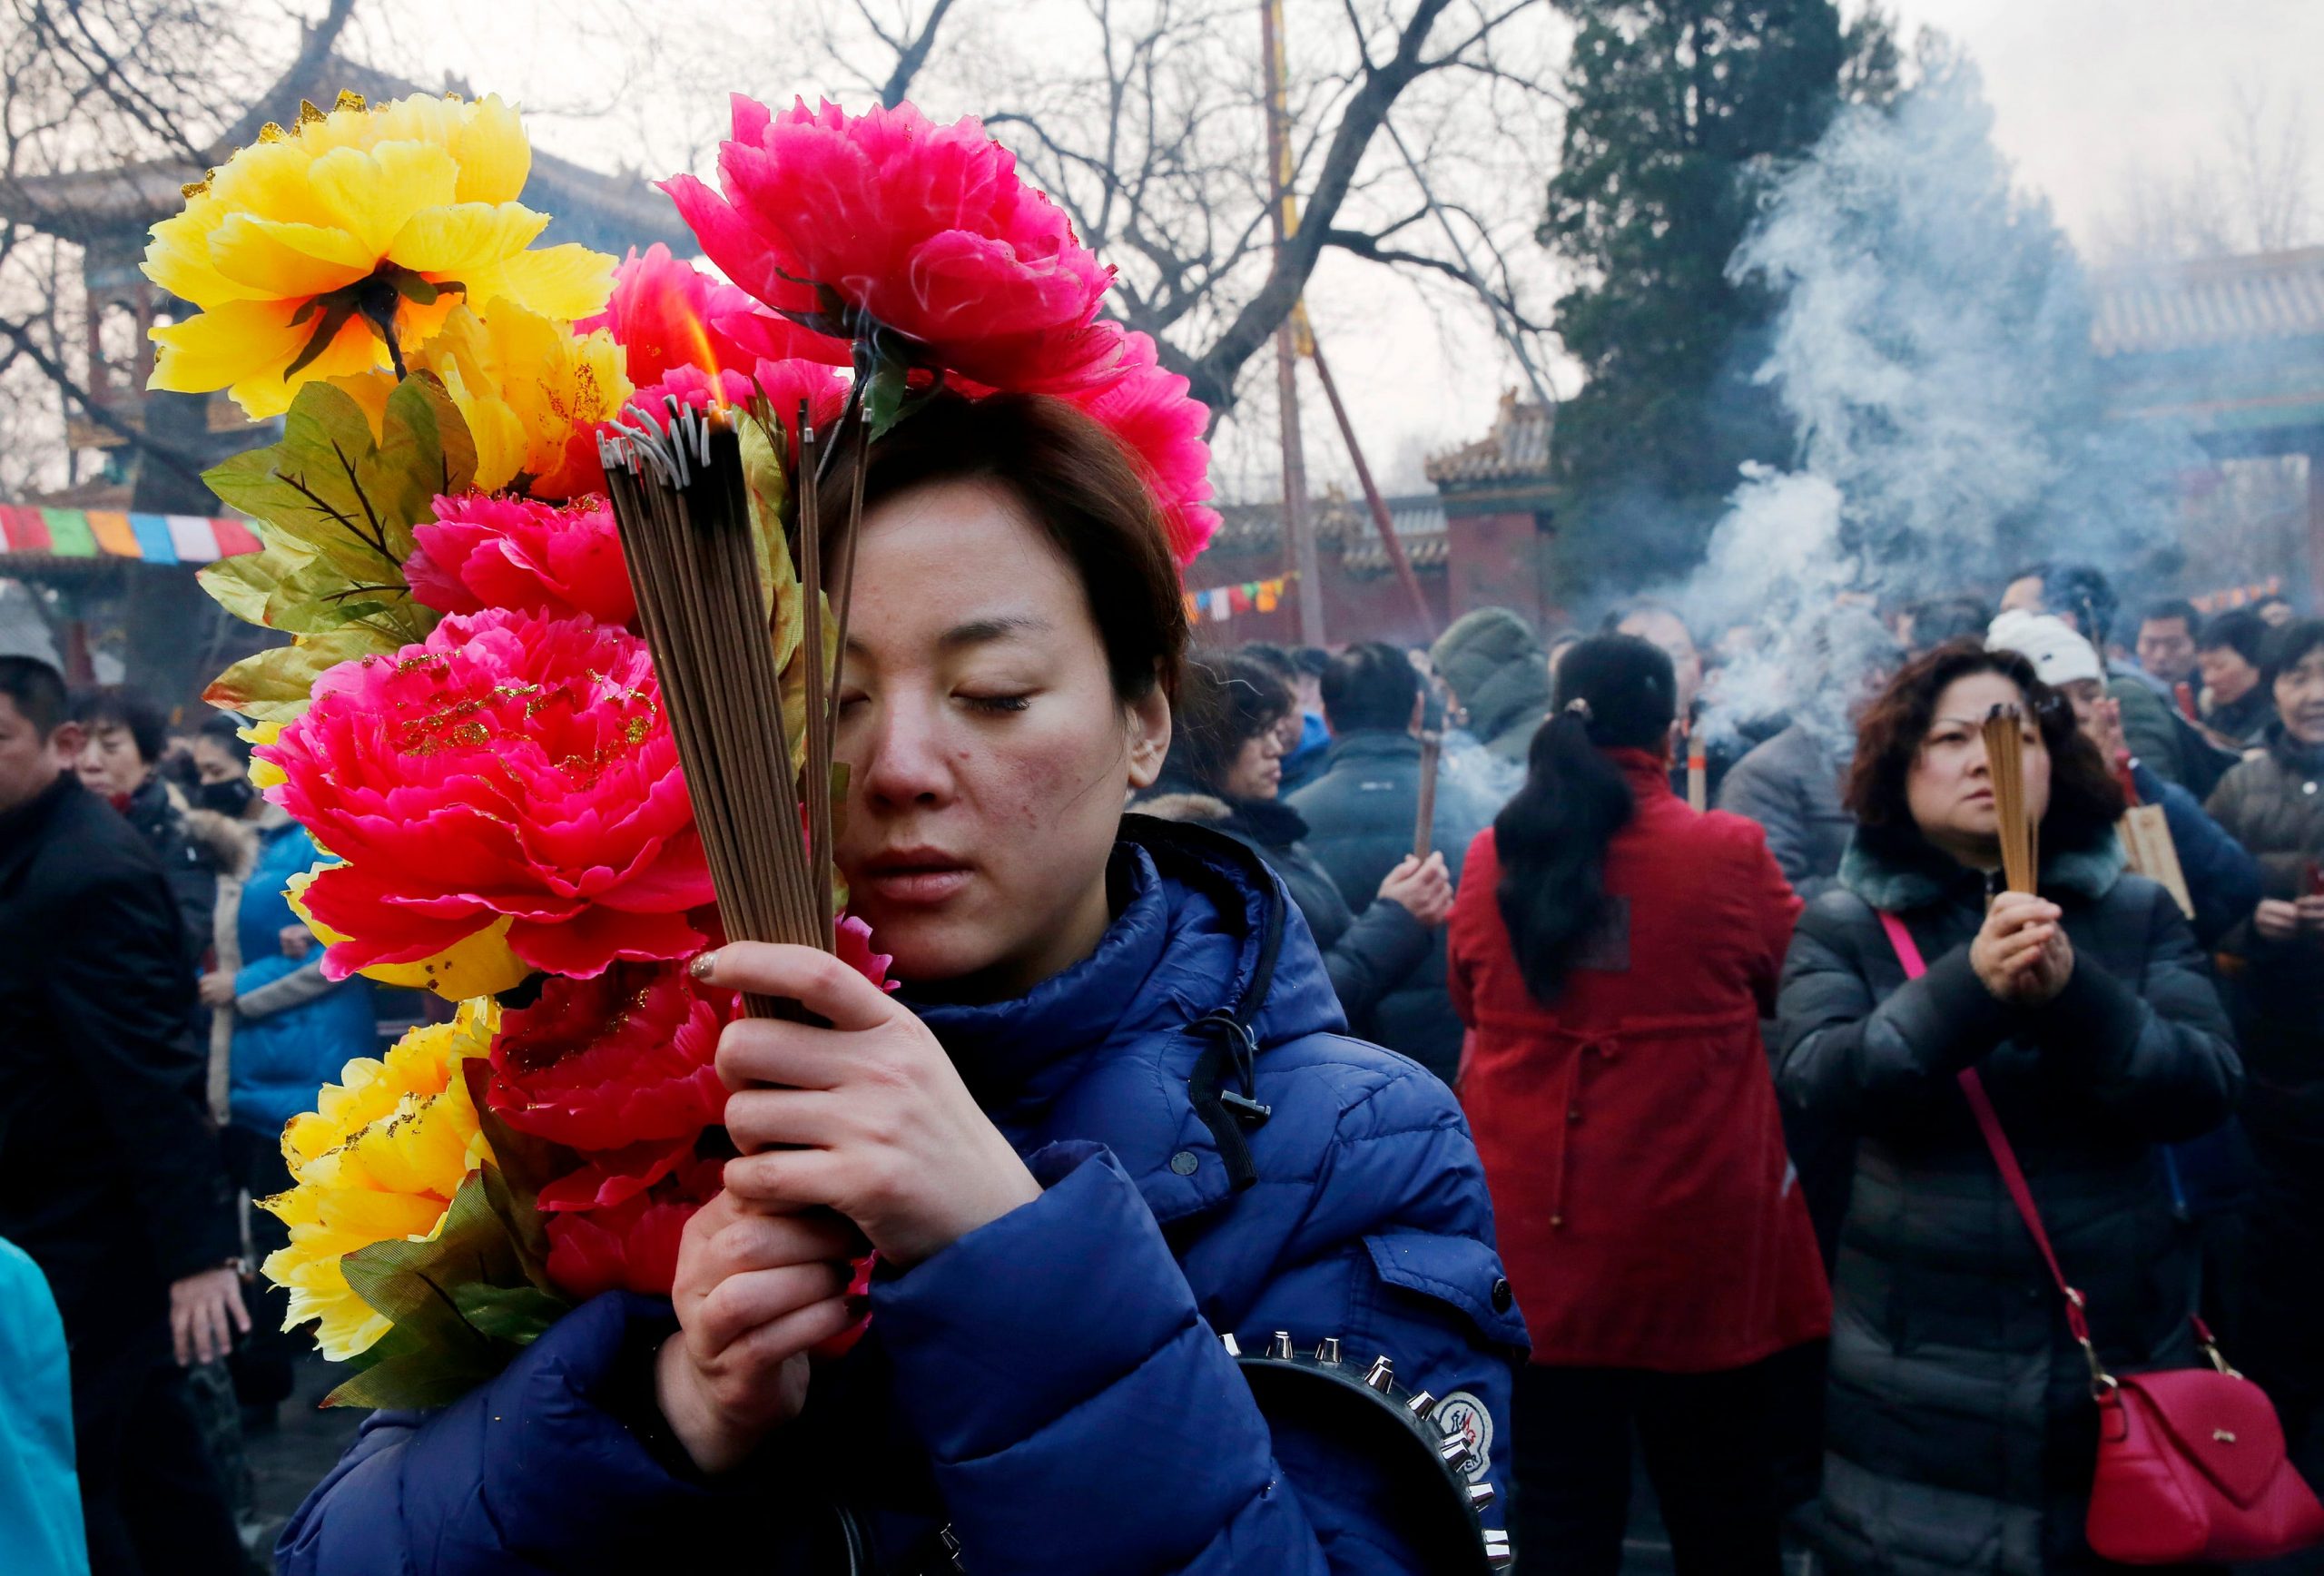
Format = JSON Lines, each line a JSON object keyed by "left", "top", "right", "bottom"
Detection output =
{"left": 0, "top": 1235, "right": 91, "bottom": 1576}
{"left": 190, "top": 716, "right": 375, "bottom": 1423}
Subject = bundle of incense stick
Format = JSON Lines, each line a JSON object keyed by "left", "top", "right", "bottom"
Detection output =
{"left": 1684, "top": 721, "right": 1709, "bottom": 813}
{"left": 597, "top": 397, "right": 860, "bottom": 1018}
{"left": 1982, "top": 704, "right": 2039, "bottom": 894}
{"left": 1413, "top": 730, "right": 1442, "bottom": 859}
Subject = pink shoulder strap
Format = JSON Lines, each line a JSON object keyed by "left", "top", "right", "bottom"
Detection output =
{"left": 1874, "top": 911, "right": 2093, "bottom": 1347}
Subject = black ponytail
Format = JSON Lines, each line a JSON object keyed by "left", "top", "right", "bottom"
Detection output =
{"left": 1493, "top": 633, "right": 1677, "bottom": 1002}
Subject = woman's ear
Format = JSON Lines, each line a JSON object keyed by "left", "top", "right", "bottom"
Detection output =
{"left": 1126, "top": 688, "right": 1172, "bottom": 792}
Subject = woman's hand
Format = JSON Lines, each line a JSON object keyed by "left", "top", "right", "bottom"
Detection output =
{"left": 2254, "top": 898, "right": 2303, "bottom": 941}
{"left": 702, "top": 944, "right": 1043, "bottom": 1271}
{"left": 196, "top": 971, "right": 237, "bottom": 1009}
{"left": 279, "top": 923, "right": 313, "bottom": 960}
{"left": 1377, "top": 852, "right": 1453, "bottom": 928}
{"left": 655, "top": 1191, "right": 862, "bottom": 1476}
{"left": 169, "top": 1265, "right": 250, "bottom": 1365}
{"left": 2083, "top": 695, "right": 2129, "bottom": 770}
{"left": 1970, "top": 891, "right": 2073, "bottom": 1005}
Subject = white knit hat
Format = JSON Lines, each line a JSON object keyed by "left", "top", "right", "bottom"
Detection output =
{"left": 1988, "top": 608, "right": 2103, "bottom": 688}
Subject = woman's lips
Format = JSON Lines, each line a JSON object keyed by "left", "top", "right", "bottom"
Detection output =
{"left": 859, "top": 862, "right": 974, "bottom": 906}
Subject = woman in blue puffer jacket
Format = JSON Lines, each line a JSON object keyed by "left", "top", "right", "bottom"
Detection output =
{"left": 278, "top": 392, "right": 1525, "bottom": 1575}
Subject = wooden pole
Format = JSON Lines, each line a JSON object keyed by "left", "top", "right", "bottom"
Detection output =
{"left": 1260, "top": 0, "right": 1323, "bottom": 645}
{"left": 1308, "top": 332, "right": 1435, "bottom": 639}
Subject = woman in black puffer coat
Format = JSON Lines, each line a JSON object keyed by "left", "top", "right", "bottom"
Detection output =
{"left": 1776, "top": 642, "right": 2241, "bottom": 1575}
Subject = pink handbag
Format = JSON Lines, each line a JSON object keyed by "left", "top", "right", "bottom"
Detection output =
{"left": 1879, "top": 911, "right": 2324, "bottom": 1564}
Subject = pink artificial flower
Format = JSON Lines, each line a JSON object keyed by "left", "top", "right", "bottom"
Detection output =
{"left": 543, "top": 1155, "right": 723, "bottom": 1300}
{"left": 262, "top": 608, "right": 713, "bottom": 980}
{"left": 406, "top": 493, "right": 638, "bottom": 626}
{"left": 577, "top": 243, "right": 760, "bottom": 388}
{"left": 665, "top": 96, "right": 1120, "bottom": 393}
{"left": 487, "top": 959, "right": 734, "bottom": 1152}
{"left": 1069, "top": 329, "right": 1220, "bottom": 566}
{"left": 836, "top": 913, "right": 898, "bottom": 992}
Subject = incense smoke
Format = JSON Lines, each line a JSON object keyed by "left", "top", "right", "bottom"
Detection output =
{"left": 1665, "top": 63, "right": 2198, "bottom": 750}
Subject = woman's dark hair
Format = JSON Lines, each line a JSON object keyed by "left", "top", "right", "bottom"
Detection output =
{"left": 197, "top": 711, "right": 254, "bottom": 765}
{"left": 1319, "top": 641, "right": 1420, "bottom": 734}
{"left": 1492, "top": 634, "right": 1676, "bottom": 1003}
{"left": 850, "top": 391, "right": 1190, "bottom": 704}
{"left": 1167, "top": 653, "right": 1293, "bottom": 796}
{"left": 2262, "top": 617, "right": 2324, "bottom": 687}
{"left": 2197, "top": 608, "right": 2268, "bottom": 666}
{"left": 70, "top": 688, "right": 166, "bottom": 766}
{"left": 1844, "top": 640, "right": 2124, "bottom": 849}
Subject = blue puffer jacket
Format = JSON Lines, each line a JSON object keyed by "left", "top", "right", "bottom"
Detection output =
{"left": 277, "top": 818, "right": 1526, "bottom": 1575}
{"left": 227, "top": 818, "right": 375, "bottom": 1137}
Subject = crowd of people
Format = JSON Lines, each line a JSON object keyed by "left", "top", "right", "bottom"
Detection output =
{"left": 1135, "top": 561, "right": 2319, "bottom": 1573}
{"left": 2, "top": 534, "right": 2319, "bottom": 1575}
{"left": 0, "top": 661, "right": 377, "bottom": 1573}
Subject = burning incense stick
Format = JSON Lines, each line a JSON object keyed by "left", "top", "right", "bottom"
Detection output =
{"left": 1413, "top": 730, "right": 1442, "bottom": 859}
{"left": 597, "top": 398, "right": 859, "bottom": 1017}
{"left": 1684, "top": 720, "right": 1708, "bottom": 813}
{"left": 1982, "top": 704, "right": 2037, "bottom": 894}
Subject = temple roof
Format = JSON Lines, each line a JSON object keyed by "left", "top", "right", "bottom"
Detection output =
{"left": 0, "top": 54, "right": 692, "bottom": 256}
{"left": 2091, "top": 247, "right": 2324, "bottom": 359}
{"left": 1424, "top": 390, "right": 1553, "bottom": 486}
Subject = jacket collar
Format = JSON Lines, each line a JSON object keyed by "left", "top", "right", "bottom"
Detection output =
{"left": 1321, "top": 729, "right": 1421, "bottom": 768}
{"left": 903, "top": 820, "right": 1341, "bottom": 1225}
{"left": 1610, "top": 747, "right": 1674, "bottom": 800}
{"left": 1838, "top": 820, "right": 2127, "bottom": 911}
{"left": 2266, "top": 724, "right": 2324, "bottom": 778}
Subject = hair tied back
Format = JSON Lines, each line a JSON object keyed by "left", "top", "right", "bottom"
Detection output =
{"left": 1562, "top": 697, "right": 1594, "bottom": 723}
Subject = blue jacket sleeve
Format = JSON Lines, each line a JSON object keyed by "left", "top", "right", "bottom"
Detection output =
{"left": 274, "top": 1294, "right": 827, "bottom": 1576}
{"left": 874, "top": 1137, "right": 1518, "bottom": 1575}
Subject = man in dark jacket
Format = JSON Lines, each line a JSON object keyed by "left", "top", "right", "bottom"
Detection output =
{"left": 0, "top": 655, "right": 247, "bottom": 1576}
{"left": 1430, "top": 607, "right": 1552, "bottom": 768}
{"left": 1290, "top": 642, "right": 1497, "bottom": 1084}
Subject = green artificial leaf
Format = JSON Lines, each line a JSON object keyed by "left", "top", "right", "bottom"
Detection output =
{"left": 452, "top": 1283, "right": 570, "bottom": 1346}
{"left": 458, "top": 1059, "right": 569, "bottom": 1281}
{"left": 857, "top": 337, "right": 916, "bottom": 440}
{"left": 737, "top": 409, "right": 793, "bottom": 635}
{"left": 202, "top": 377, "right": 476, "bottom": 639}
{"left": 197, "top": 547, "right": 300, "bottom": 626}
{"left": 320, "top": 1317, "right": 504, "bottom": 1411}
{"left": 340, "top": 1163, "right": 554, "bottom": 1330}
{"left": 203, "top": 627, "right": 391, "bottom": 723}
{"left": 364, "top": 374, "right": 478, "bottom": 544}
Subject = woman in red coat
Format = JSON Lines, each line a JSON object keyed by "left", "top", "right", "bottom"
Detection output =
{"left": 1449, "top": 633, "right": 1829, "bottom": 1575}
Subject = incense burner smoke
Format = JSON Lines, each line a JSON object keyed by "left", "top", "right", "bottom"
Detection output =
{"left": 1653, "top": 63, "right": 2200, "bottom": 754}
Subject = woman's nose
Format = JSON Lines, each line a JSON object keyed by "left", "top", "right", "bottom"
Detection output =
{"left": 855, "top": 697, "right": 955, "bottom": 806}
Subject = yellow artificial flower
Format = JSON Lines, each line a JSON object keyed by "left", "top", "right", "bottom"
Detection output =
{"left": 239, "top": 719, "right": 287, "bottom": 791}
{"left": 261, "top": 1000, "right": 501, "bottom": 1361}
{"left": 143, "top": 89, "right": 615, "bottom": 419}
{"left": 332, "top": 301, "right": 630, "bottom": 498}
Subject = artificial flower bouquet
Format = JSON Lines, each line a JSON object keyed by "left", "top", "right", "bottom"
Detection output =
{"left": 151, "top": 86, "right": 1216, "bottom": 1405}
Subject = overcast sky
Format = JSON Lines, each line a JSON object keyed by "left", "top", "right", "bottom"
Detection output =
{"left": 392, "top": 0, "right": 2324, "bottom": 503}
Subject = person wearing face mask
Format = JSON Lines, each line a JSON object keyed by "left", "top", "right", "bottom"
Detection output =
{"left": 69, "top": 690, "right": 245, "bottom": 975}
{"left": 1775, "top": 643, "right": 2240, "bottom": 1575}
{"left": 188, "top": 713, "right": 375, "bottom": 1429}
{"left": 2202, "top": 618, "right": 2324, "bottom": 1468}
